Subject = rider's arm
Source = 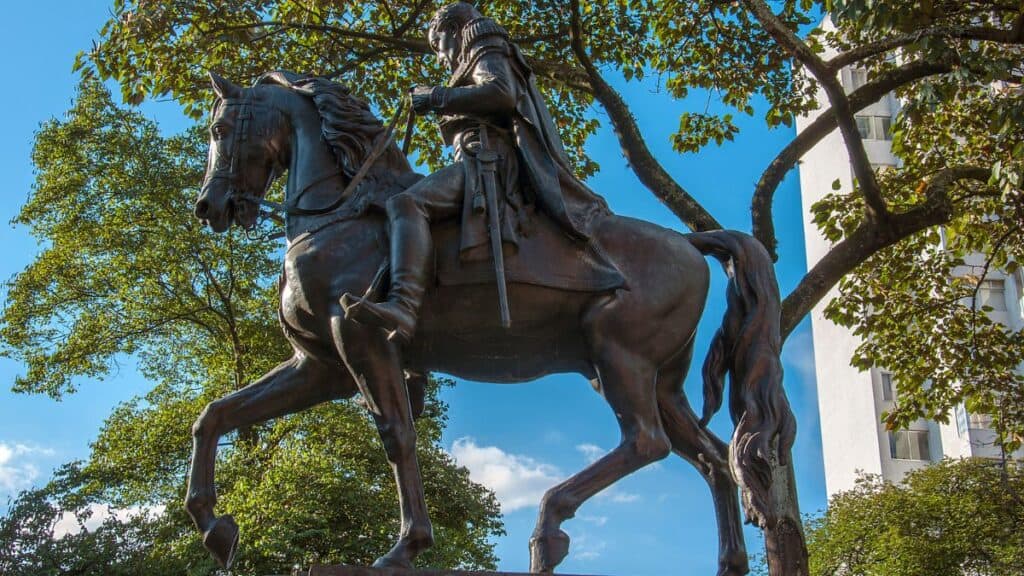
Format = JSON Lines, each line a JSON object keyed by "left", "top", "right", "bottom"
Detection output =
{"left": 432, "top": 50, "right": 517, "bottom": 116}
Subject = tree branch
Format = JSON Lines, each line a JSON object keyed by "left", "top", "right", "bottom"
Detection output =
{"left": 752, "top": 59, "right": 954, "bottom": 258}
{"left": 524, "top": 57, "right": 594, "bottom": 94}
{"left": 741, "top": 0, "right": 888, "bottom": 228}
{"left": 780, "top": 166, "right": 991, "bottom": 339}
{"left": 201, "top": 17, "right": 560, "bottom": 60}
{"left": 200, "top": 20, "right": 432, "bottom": 53}
{"left": 828, "top": 23, "right": 1024, "bottom": 71}
{"left": 325, "top": 0, "right": 431, "bottom": 78}
{"left": 568, "top": 0, "right": 720, "bottom": 231}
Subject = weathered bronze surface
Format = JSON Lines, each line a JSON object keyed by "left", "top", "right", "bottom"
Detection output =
{"left": 187, "top": 3, "right": 800, "bottom": 574}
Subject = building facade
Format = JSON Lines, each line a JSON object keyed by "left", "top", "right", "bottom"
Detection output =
{"left": 796, "top": 23, "right": 1024, "bottom": 497}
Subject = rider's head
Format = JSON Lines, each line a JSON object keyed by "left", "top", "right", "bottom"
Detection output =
{"left": 427, "top": 2, "right": 482, "bottom": 70}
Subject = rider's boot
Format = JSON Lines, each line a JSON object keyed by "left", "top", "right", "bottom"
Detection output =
{"left": 342, "top": 196, "right": 430, "bottom": 343}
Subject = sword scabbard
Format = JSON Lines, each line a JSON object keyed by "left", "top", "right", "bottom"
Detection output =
{"left": 476, "top": 126, "right": 512, "bottom": 328}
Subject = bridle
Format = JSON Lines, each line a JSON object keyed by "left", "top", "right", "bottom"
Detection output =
{"left": 202, "top": 88, "right": 414, "bottom": 238}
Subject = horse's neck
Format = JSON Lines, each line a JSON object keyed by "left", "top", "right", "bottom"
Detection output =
{"left": 278, "top": 90, "right": 415, "bottom": 242}
{"left": 282, "top": 105, "right": 345, "bottom": 240}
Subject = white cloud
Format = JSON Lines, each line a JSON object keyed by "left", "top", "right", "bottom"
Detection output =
{"left": 450, "top": 438, "right": 563, "bottom": 512}
{"left": 542, "top": 430, "right": 567, "bottom": 445}
{"left": 571, "top": 532, "right": 607, "bottom": 561}
{"left": 578, "top": 513, "right": 608, "bottom": 527}
{"left": 783, "top": 328, "right": 819, "bottom": 421}
{"left": 605, "top": 491, "right": 641, "bottom": 504}
{"left": 782, "top": 327, "right": 818, "bottom": 386}
{"left": 575, "top": 443, "right": 605, "bottom": 463}
{"left": 53, "top": 504, "right": 166, "bottom": 538}
{"left": 0, "top": 442, "right": 54, "bottom": 495}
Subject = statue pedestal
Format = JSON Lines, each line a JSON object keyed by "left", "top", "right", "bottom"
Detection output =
{"left": 308, "top": 566, "right": 602, "bottom": 576}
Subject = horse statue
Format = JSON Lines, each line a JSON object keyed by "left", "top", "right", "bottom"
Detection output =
{"left": 187, "top": 70, "right": 797, "bottom": 575}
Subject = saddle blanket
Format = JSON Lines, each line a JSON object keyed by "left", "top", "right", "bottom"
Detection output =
{"left": 432, "top": 213, "right": 623, "bottom": 293}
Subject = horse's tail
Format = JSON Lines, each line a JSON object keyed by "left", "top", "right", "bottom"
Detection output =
{"left": 686, "top": 230, "right": 796, "bottom": 530}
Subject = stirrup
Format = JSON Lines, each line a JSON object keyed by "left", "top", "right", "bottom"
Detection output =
{"left": 340, "top": 293, "right": 415, "bottom": 343}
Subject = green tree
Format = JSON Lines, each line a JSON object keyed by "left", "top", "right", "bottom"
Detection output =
{"left": 1, "top": 464, "right": 191, "bottom": 576}
{"left": 80, "top": 0, "right": 1024, "bottom": 446}
{"left": 805, "top": 458, "right": 1024, "bottom": 576}
{"left": 0, "top": 78, "right": 502, "bottom": 574}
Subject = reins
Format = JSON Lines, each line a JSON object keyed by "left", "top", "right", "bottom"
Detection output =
{"left": 237, "top": 96, "right": 415, "bottom": 220}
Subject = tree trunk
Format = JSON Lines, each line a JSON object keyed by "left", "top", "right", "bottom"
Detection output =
{"left": 764, "top": 455, "right": 808, "bottom": 576}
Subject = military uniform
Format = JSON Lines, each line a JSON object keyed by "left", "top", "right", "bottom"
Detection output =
{"left": 344, "top": 15, "right": 622, "bottom": 341}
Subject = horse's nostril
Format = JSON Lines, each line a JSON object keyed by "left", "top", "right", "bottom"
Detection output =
{"left": 195, "top": 198, "right": 210, "bottom": 218}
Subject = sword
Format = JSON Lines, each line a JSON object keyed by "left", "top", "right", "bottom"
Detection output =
{"left": 476, "top": 126, "right": 512, "bottom": 328}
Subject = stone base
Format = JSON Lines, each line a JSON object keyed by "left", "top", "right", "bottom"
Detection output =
{"left": 307, "top": 566, "right": 603, "bottom": 576}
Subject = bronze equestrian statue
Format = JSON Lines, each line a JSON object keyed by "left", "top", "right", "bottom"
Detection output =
{"left": 188, "top": 3, "right": 797, "bottom": 574}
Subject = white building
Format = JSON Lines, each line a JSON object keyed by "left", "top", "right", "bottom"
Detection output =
{"left": 796, "top": 24, "right": 1024, "bottom": 497}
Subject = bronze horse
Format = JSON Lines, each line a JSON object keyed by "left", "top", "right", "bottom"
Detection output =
{"left": 188, "top": 71, "right": 796, "bottom": 575}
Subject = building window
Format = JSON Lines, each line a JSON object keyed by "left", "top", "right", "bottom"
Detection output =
{"left": 880, "top": 372, "right": 896, "bottom": 401}
{"left": 855, "top": 115, "right": 893, "bottom": 140}
{"left": 849, "top": 68, "right": 869, "bottom": 91}
{"left": 955, "top": 404, "right": 968, "bottom": 437}
{"left": 969, "top": 412, "right": 994, "bottom": 430}
{"left": 889, "top": 430, "right": 931, "bottom": 460}
{"left": 1010, "top": 268, "right": 1023, "bottom": 322}
{"left": 977, "top": 279, "right": 1007, "bottom": 311}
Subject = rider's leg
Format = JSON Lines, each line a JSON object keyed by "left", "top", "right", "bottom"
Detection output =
{"left": 343, "top": 163, "right": 464, "bottom": 342}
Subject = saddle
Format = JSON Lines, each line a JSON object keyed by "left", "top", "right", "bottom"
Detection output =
{"left": 430, "top": 212, "right": 623, "bottom": 293}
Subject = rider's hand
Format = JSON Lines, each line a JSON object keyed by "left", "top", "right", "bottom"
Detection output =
{"left": 411, "top": 85, "right": 436, "bottom": 115}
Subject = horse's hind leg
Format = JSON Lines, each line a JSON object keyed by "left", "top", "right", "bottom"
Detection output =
{"left": 657, "top": 342, "right": 749, "bottom": 576}
{"left": 530, "top": 346, "right": 670, "bottom": 572}
{"left": 332, "top": 316, "right": 432, "bottom": 569}
{"left": 185, "top": 355, "right": 350, "bottom": 568}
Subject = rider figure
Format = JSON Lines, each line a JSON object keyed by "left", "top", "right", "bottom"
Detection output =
{"left": 343, "top": 1, "right": 621, "bottom": 342}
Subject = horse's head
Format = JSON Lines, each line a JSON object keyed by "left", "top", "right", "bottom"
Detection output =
{"left": 195, "top": 73, "right": 287, "bottom": 232}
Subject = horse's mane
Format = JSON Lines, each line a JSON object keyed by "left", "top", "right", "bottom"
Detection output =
{"left": 256, "top": 70, "right": 394, "bottom": 178}
{"left": 254, "top": 71, "right": 417, "bottom": 218}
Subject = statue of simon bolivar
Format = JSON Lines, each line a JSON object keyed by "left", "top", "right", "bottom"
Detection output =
{"left": 342, "top": 1, "right": 623, "bottom": 341}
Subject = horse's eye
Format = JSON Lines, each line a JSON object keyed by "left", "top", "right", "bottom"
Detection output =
{"left": 212, "top": 124, "right": 228, "bottom": 140}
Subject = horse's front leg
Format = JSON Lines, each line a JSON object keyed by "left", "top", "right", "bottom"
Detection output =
{"left": 333, "top": 315, "right": 433, "bottom": 569}
{"left": 185, "top": 354, "right": 351, "bottom": 568}
{"left": 530, "top": 342, "right": 671, "bottom": 573}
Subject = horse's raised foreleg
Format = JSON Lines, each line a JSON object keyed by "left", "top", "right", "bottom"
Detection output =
{"left": 332, "top": 316, "right": 432, "bottom": 569}
{"left": 185, "top": 355, "right": 350, "bottom": 568}
{"left": 657, "top": 343, "right": 749, "bottom": 576}
{"left": 530, "top": 347, "right": 669, "bottom": 573}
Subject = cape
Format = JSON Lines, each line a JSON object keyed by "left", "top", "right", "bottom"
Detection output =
{"left": 448, "top": 18, "right": 614, "bottom": 241}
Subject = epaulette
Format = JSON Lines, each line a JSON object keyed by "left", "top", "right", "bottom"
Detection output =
{"left": 461, "top": 17, "right": 509, "bottom": 49}
{"left": 448, "top": 18, "right": 512, "bottom": 87}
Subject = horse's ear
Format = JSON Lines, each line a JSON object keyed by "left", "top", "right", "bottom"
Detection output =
{"left": 209, "top": 71, "right": 242, "bottom": 99}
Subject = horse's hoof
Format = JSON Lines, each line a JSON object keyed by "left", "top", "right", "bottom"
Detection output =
{"left": 718, "top": 551, "right": 750, "bottom": 576}
{"left": 203, "top": 514, "right": 240, "bottom": 568}
{"left": 372, "top": 554, "right": 414, "bottom": 570}
{"left": 529, "top": 529, "right": 570, "bottom": 573}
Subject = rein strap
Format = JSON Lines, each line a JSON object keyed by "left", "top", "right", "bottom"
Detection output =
{"left": 249, "top": 97, "right": 410, "bottom": 218}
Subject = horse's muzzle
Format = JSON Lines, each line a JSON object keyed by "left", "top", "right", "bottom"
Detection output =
{"left": 194, "top": 185, "right": 233, "bottom": 233}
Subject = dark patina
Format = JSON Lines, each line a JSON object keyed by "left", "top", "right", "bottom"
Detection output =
{"left": 187, "top": 3, "right": 798, "bottom": 574}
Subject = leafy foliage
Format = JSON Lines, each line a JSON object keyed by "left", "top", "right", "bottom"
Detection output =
{"left": 0, "top": 470, "right": 190, "bottom": 576}
{"left": 1, "top": 77, "right": 284, "bottom": 399}
{"left": 805, "top": 458, "right": 1024, "bottom": 576}
{"left": 809, "top": 14, "right": 1024, "bottom": 447}
{"left": 0, "top": 79, "right": 502, "bottom": 573}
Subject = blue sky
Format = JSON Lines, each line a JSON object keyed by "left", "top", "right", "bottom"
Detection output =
{"left": 0, "top": 2, "right": 825, "bottom": 574}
